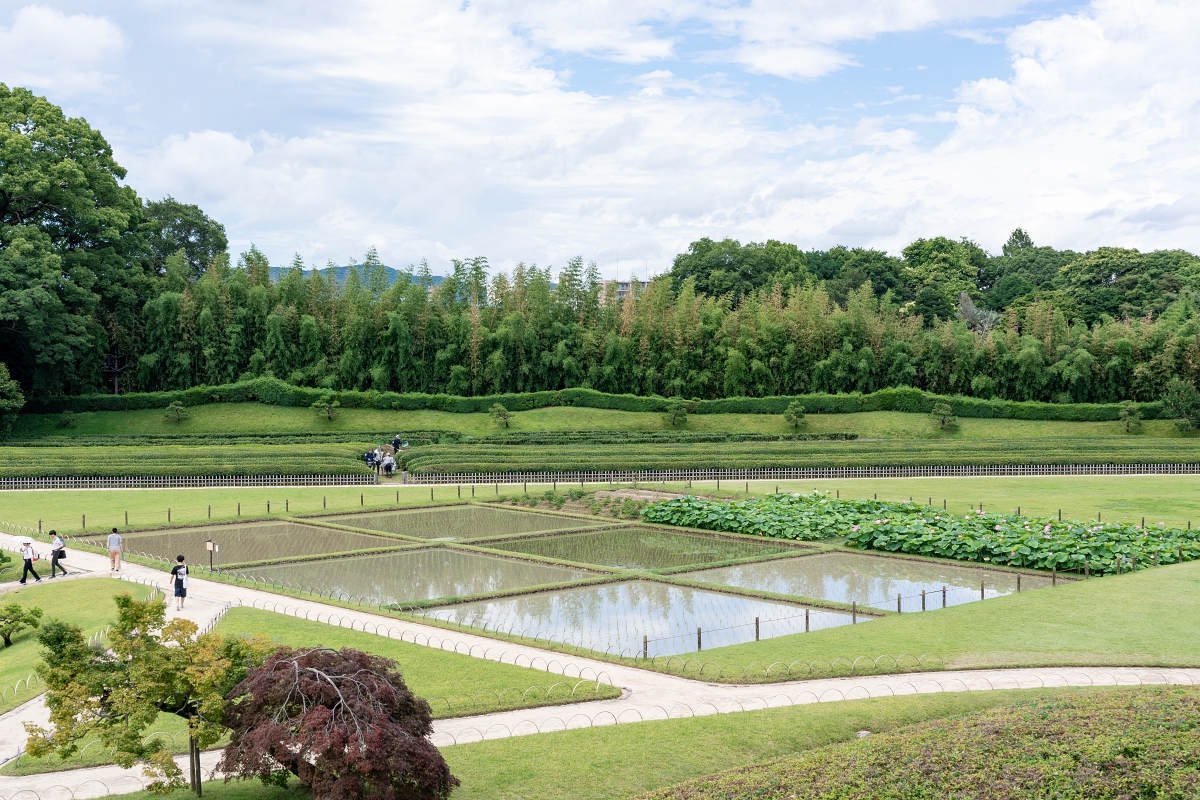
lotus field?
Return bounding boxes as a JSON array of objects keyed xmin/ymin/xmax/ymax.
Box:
[{"xmin": 641, "ymin": 493, "xmax": 1200, "ymax": 575}]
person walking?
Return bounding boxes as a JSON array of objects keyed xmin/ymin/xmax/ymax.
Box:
[
  {"xmin": 49, "ymin": 531, "xmax": 67, "ymax": 578},
  {"xmin": 107, "ymin": 527, "xmax": 123, "ymax": 571},
  {"xmin": 169, "ymin": 555, "xmax": 189, "ymax": 611},
  {"xmin": 19, "ymin": 540, "xmax": 41, "ymax": 584}
]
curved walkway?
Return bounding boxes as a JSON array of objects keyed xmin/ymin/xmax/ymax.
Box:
[{"xmin": 2, "ymin": 534, "xmax": 1198, "ymax": 798}]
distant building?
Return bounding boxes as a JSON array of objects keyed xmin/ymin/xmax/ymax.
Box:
[{"xmin": 601, "ymin": 279, "xmax": 642, "ymax": 303}]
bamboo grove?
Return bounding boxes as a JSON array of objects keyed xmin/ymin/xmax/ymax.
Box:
[
  {"xmin": 5, "ymin": 83, "xmax": 1200, "ymax": 407},
  {"xmin": 126, "ymin": 249, "xmax": 1200, "ymax": 405}
]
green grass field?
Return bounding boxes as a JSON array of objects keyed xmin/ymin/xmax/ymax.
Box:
[
  {"xmin": 3, "ymin": 603, "xmax": 621, "ymax": 777},
  {"xmin": 11, "ymin": 404, "xmax": 1188, "ymax": 440},
  {"xmin": 2, "ymin": 473, "xmax": 1198, "ymax": 537},
  {"xmin": 683, "ymin": 559, "xmax": 1200, "ymax": 677},
  {"xmin": 111, "ymin": 687, "xmax": 1095, "ymax": 800},
  {"xmin": 214, "ymin": 608, "xmax": 619, "ymax": 715},
  {"xmin": 0, "ymin": 579, "xmax": 152, "ymax": 714}
]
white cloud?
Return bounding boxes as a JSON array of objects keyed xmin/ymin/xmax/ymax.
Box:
[
  {"xmin": 0, "ymin": 5, "xmax": 124, "ymax": 94},
  {"xmin": 106, "ymin": 0, "xmax": 1200, "ymax": 273}
]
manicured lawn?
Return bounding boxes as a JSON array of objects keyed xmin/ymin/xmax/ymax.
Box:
[
  {"xmin": 4, "ymin": 472, "xmax": 1199, "ymax": 542},
  {"xmin": 4, "ymin": 604, "xmax": 620, "ymax": 777},
  {"xmin": 12, "ymin": 404, "xmax": 1186, "ymax": 440},
  {"xmin": 110, "ymin": 687, "xmax": 1085, "ymax": 800},
  {"xmin": 215, "ymin": 608, "xmax": 620, "ymax": 715},
  {"xmin": 686, "ymin": 559, "xmax": 1200, "ymax": 678},
  {"xmin": 0, "ymin": 485, "xmax": 528, "ymax": 534},
  {"xmin": 773, "ymin": 474, "xmax": 1200, "ymax": 528},
  {"xmin": 0, "ymin": 578, "xmax": 152, "ymax": 714}
]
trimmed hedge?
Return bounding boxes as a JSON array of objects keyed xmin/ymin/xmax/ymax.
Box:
[
  {"xmin": 401, "ymin": 437, "xmax": 1200, "ymax": 474},
  {"xmin": 4, "ymin": 431, "xmax": 454, "ymax": 447},
  {"xmin": 24, "ymin": 379, "xmax": 1167, "ymax": 423},
  {"xmin": 0, "ymin": 443, "xmax": 373, "ymax": 478}
]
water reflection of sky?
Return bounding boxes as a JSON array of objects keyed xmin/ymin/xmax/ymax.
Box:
[
  {"xmin": 684, "ymin": 552, "xmax": 1053, "ymax": 612},
  {"xmin": 119, "ymin": 522, "xmax": 391, "ymax": 566},
  {"xmin": 426, "ymin": 579, "xmax": 854, "ymax": 657},
  {"xmin": 244, "ymin": 548, "xmax": 592, "ymax": 604},
  {"xmin": 314, "ymin": 506, "xmax": 587, "ymax": 539},
  {"xmin": 486, "ymin": 527, "xmax": 795, "ymax": 570}
]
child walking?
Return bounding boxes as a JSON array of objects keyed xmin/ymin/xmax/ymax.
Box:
[{"xmin": 169, "ymin": 555, "xmax": 189, "ymax": 611}]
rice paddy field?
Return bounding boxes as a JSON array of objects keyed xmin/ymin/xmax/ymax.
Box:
[
  {"xmin": 479, "ymin": 527, "xmax": 803, "ymax": 569},
  {"xmin": 310, "ymin": 504, "xmax": 597, "ymax": 540},
  {"xmin": 73, "ymin": 520, "xmax": 398, "ymax": 567},
  {"xmin": 36, "ymin": 503, "xmax": 1066, "ymax": 658}
]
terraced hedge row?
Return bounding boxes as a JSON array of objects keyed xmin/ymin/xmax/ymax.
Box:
[
  {"xmin": 401, "ymin": 437, "xmax": 1200, "ymax": 474},
  {"xmin": 0, "ymin": 443, "xmax": 374, "ymax": 477},
  {"xmin": 4, "ymin": 431, "xmax": 450, "ymax": 447},
  {"xmin": 26, "ymin": 379, "xmax": 1168, "ymax": 422}
]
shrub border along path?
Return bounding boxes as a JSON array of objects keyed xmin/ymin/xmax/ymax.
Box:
[{"xmin": 2, "ymin": 535, "xmax": 1200, "ymax": 799}]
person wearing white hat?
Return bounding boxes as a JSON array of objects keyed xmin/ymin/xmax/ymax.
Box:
[{"xmin": 19, "ymin": 540, "xmax": 41, "ymax": 584}]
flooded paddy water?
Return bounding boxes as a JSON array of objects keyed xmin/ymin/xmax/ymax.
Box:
[
  {"xmin": 103, "ymin": 521, "xmax": 395, "ymax": 567},
  {"xmin": 422, "ymin": 579, "xmax": 853, "ymax": 657},
  {"xmin": 313, "ymin": 505, "xmax": 592, "ymax": 540},
  {"xmin": 121, "ymin": 504, "xmax": 1057, "ymax": 656},
  {"xmin": 236, "ymin": 547, "xmax": 595, "ymax": 605},
  {"xmin": 682, "ymin": 551, "xmax": 1054, "ymax": 612},
  {"xmin": 481, "ymin": 526, "xmax": 799, "ymax": 570}
]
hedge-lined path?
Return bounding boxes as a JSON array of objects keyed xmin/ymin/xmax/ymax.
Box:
[{"xmin": 2, "ymin": 536, "xmax": 1199, "ymax": 798}]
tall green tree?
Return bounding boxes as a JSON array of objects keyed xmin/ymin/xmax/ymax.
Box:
[
  {"xmin": 0, "ymin": 84, "xmax": 153, "ymax": 397},
  {"xmin": 144, "ymin": 196, "xmax": 228, "ymax": 281}
]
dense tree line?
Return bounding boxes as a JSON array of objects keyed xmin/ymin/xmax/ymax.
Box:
[{"xmin": 4, "ymin": 85, "xmax": 1200, "ymax": 407}]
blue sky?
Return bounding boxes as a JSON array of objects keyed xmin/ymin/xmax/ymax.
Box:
[{"xmin": 2, "ymin": 1, "xmax": 1196, "ymax": 279}]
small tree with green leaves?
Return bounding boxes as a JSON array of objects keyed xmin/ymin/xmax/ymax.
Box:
[
  {"xmin": 663, "ymin": 398, "xmax": 696, "ymax": 428},
  {"xmin": 25, "ymin": 594, "xmax": 274, "ymax": 795},
  {"xmin": 783, "ymin": 402, "xmax": 806, "ymax": 429},
  {"xmin": 57, "ymin": 410, "xmax": 75, "ymax": 429},
  {"xmin": 1120, "ymin": 403, "xmax": 1142, "ymax": 433},
  {"xmin": 490, "ymin": 403, "xmax": 511, "ymax": 428},
  {"xmin": 0, "ymin": 603, "xmax": 41, "ymax": 647},
  {"xmin": 163, "ymin": 401, "xmax": 188, "ymax": 423},
  {"xmin": 311, "ymin": 395, "xmax": 340, "ymax": 421},
  {"xmin": 1163, "ymin": 379, "xmax": 1200, "ymax": 432},
  {"xmin": 930, "ymin": 402, "xmax": 958, "ymax": 430}
]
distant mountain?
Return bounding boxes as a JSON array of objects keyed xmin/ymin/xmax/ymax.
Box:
[{"xmin": 268, "ymin": 264, "xmax": 444, "ymax": 287}]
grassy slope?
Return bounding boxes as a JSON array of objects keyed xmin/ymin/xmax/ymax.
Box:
[
  {"xmin": 112, "ymin": 688, "xmax": 1081, "ymax": 800},
  {"xmin": 11, "ymin": 404, "xmax": 1187, "ymax": 440},
  {"xmin": 639, "ymin": 687, "xmax": 1200, "ymax": 800},
  {"xmin": 215, "ymin": 608, "xmax": 620, "ymax": 714},
  {"xmin": 691, "ymin": 559, "xmax": 1200, "ymax": 673},
  {"xmin": 0, "ymin": 579, "xmax": 152, "ymax": 714}
]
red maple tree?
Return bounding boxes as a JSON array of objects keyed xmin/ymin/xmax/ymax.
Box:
[{"xmin": 218, "ymin": 647, "xmax": 458, "ymax": 799}]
